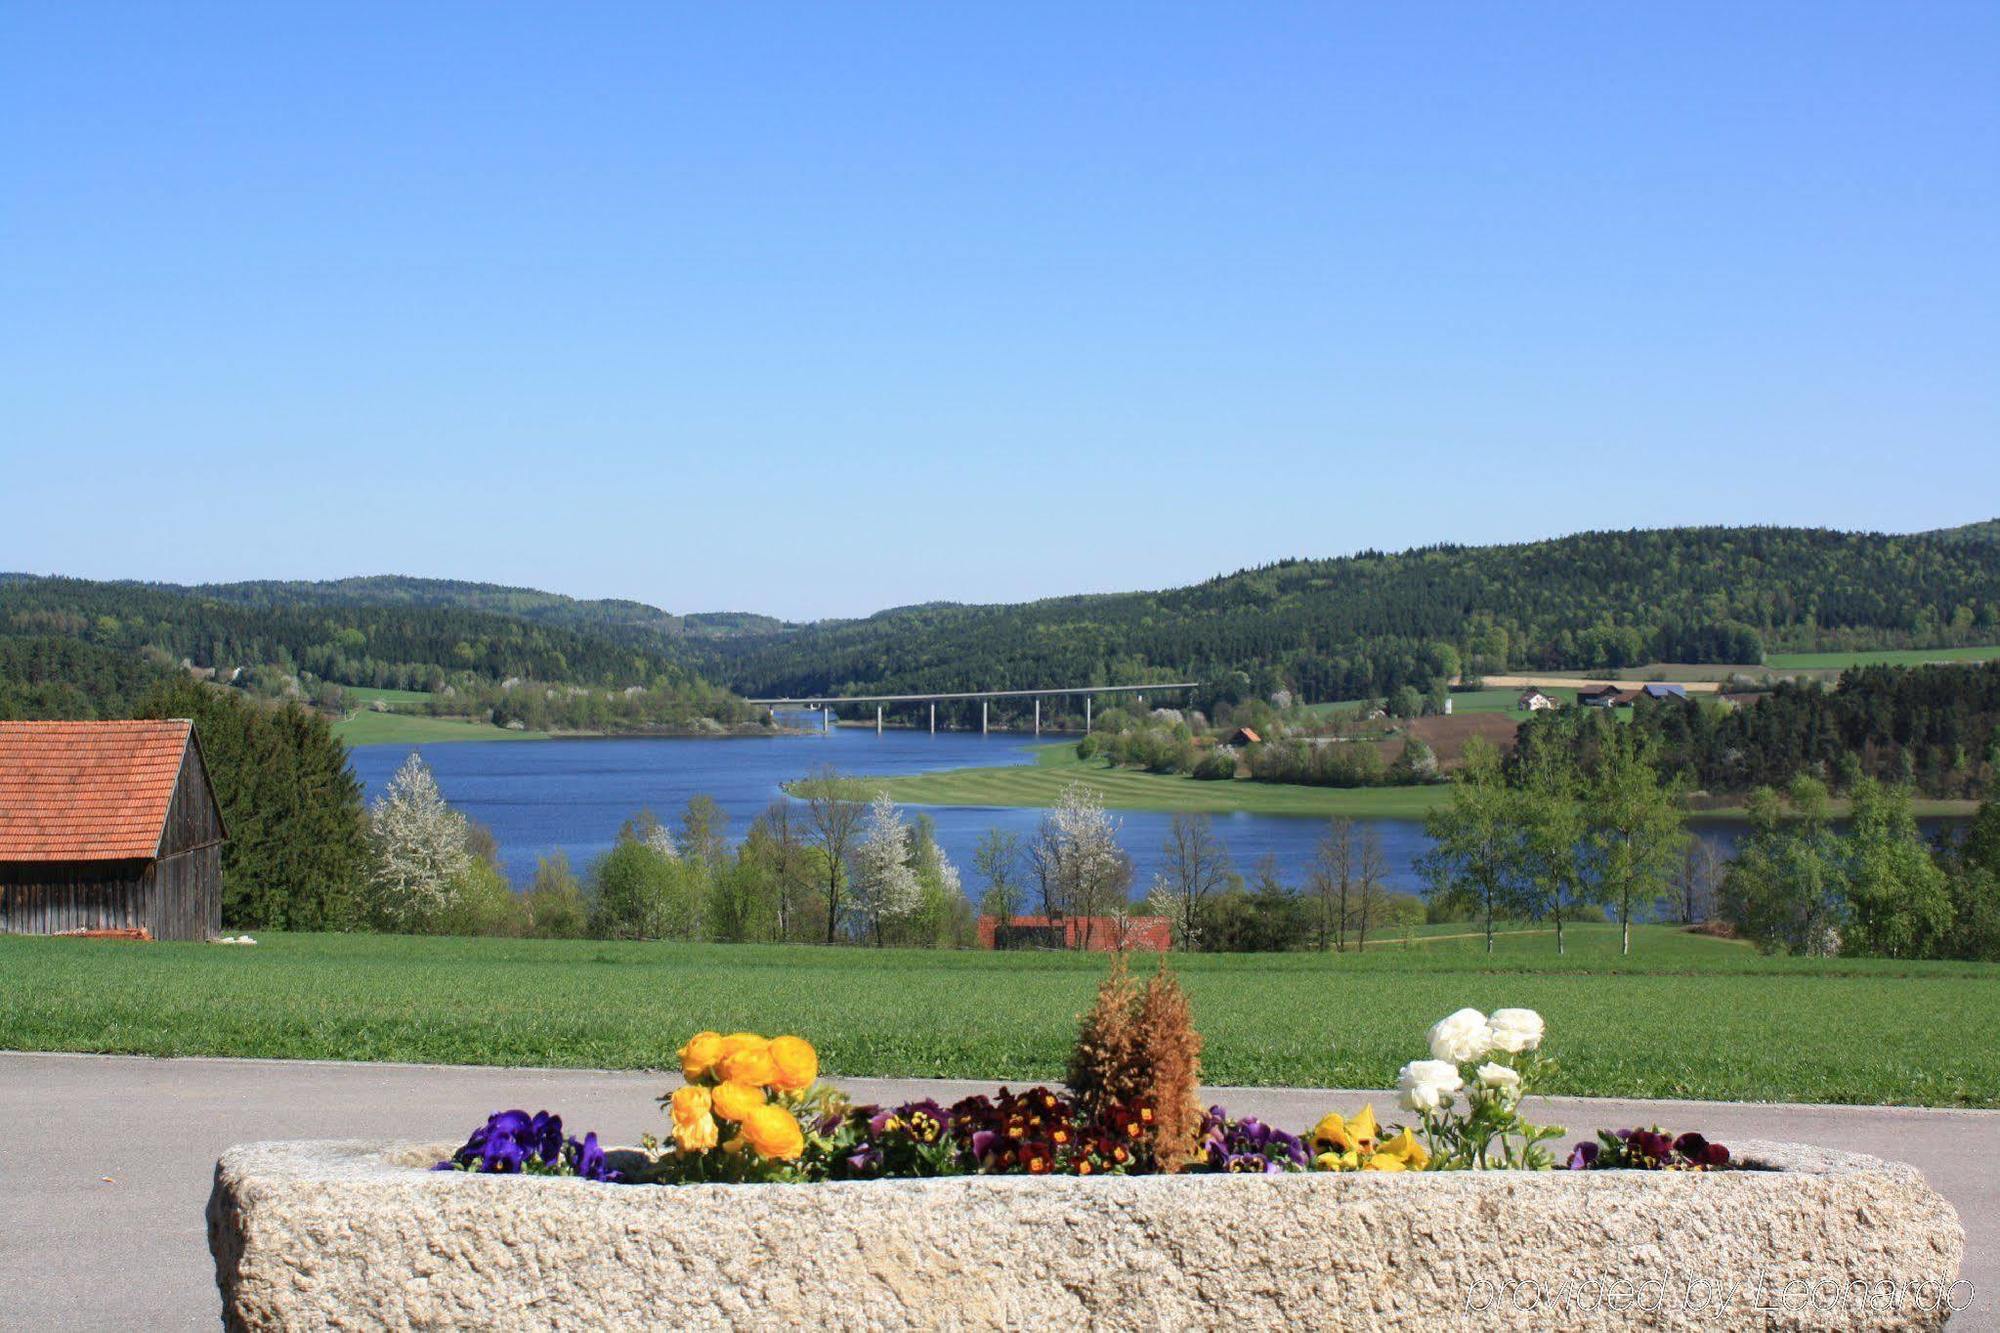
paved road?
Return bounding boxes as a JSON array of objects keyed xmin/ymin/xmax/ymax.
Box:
[{"xmin": 2, "ymin": 1052, "xmax": 1993, "ymax": 1329}]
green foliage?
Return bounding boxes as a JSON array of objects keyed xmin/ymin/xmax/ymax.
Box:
[
  {"xmin": 0, "ymin": 636, "xmax": 171, "ymax": 719},
  {"xmin": 135, "ymin": 678, "xmax": 367, "ymax": 931},
  {"xmin": 1191, "ymin": 750, "xmax": 1237, "ymax": 780},
  {"xmin": 1516, "ymin": 663, "xmax": 2000, "ymax": 798},
  {"xmin": 522, "ymin": 854, "xmax": 590, "ymax": 939},
  {"xmin": 672, "ymin": 525, "xmax": 2000, "ymax": 708},
  {"xmin": 0, "ymin": 574, "xmax": 752, "ymax": 729},
  {"xmin": 587, "ymin": 837, "xmax": 698, "ymax": 940},
  {"xmin": 1722, "ymin": 778, "xmax": 1966, "ymax": 960}
]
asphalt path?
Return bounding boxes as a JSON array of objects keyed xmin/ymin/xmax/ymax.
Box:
[{"xmin": 1, "ymin": 1052, "xmax": 1992, "ymax": 1329}]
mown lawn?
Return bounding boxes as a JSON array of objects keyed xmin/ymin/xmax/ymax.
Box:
[
  {"xmin": 868, "ymin": 744, "xmax": 1449, "ymax": 818},
  {"xmin": 1764, "ymin": 645, "xmax": 2000, "ymax": 669},
  {"xmin": 3, "ymin": 926, "xmax": 1994, "ymax": 1106},
  {"xmin": 332, "ymin": 710, "xmax": 549, "ymax": 745}
]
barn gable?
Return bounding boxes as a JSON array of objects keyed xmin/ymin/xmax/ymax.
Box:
[{"xmin": 0, "ymin": 720, "xmax": 225, "ymax": 941}]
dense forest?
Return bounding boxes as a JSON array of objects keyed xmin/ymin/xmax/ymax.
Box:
[
  {"xmin": 1513, "ymin": 664, "xmax": 2000, "ymax": 799},
  {"xmin": 0, "ymin": 574, "xmax": 744, "ymax": 723},
  {"xmin": 674, "ymin": 524, "xmax": 2000, "ymax": 709}
]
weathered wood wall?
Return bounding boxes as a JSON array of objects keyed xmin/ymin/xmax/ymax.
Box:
[{"xmin": 0, "ymin": 732, "xmax": 226, "ymax": 941}]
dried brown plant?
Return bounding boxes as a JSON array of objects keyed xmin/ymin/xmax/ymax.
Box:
[
  {"xmin": 1066, "ymin": 951, "xmax": 1142, "ymax": 1117},
  {"xmin": 1135, "ymin": 959, "xmax": 1204, "ymax": 1172}
]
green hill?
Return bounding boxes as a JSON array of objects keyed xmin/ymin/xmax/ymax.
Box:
[{"xmin": 677, "ymin": 523, "xmax": 2000, "ymax": 710}]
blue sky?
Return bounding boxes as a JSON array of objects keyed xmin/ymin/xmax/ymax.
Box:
[{"xmin": 3, "ymin": 3, "xmax": 1995, "ymax": 620}]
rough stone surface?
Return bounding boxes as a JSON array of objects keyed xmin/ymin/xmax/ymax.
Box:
[{"xmin": 209, "ymin": 1139, "xmax": 1964, "ymax": 1331}]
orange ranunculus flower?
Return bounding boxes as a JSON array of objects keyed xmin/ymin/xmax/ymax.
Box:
[
  {"xmin": 711, "ymin": 1079, "xmax": 768, "ymax": 1122},
  {"xmin": 739, "ymin": 1103, "xmax": 806, "ymax": 1161},
  {"xmin": 669, "ymin": 1085, "xmax": 719, "ymax": 1152},
  {"xmin": 717, "ymin": 1032, "xmax": 768, "ymax": 1060},
  {"xmin": 767, "ymin": 1036, "xmax": 818, "ymax": 1092},
  {"xmin": 678, "ymin": 1031, "xmax": 727, "ymax": 1081},
  {"xmin": 720, "ymin": 1044, "xmax": 778, "ymax": 1087}
]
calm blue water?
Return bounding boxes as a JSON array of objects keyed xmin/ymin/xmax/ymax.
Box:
[{"xmin": 346, "ymin": 715, "xmax": 1440, "ymax": 894}]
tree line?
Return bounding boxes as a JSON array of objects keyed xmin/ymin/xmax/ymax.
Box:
[
  {"xmin": 672, "ymin": 524, "xmax": 2000, "ymax": 706},
  {"xmin": 1513, "ymin": 663, "xmax": 2000, "ymax": 798}
]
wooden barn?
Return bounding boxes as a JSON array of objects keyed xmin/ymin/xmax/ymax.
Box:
[{"xmin": 0, "ymin": 719, "xmax": 226, "ymax": 941}]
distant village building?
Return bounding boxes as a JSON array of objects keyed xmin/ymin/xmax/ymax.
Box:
[
  {"xmin": 1517, "ymin": 689, "xmax": 1557, "ymax": 711},
  {"xmin": 0, "ymin": 720, "xmax": 225, "ymax": 941},
  {"xmin": 1578, "ymin": 685, "xmax": 1624, "ymax": 708},
  {"xmin": 978, "ymin": 914, "xmax": 1171, "ymax": 953},
  {"xmin": 1639, "ymin": 683, "xmax": 1689, "ymax": 700},
  {"xmin": 1226, "ymin": 727, "xmax": 1262, "ymax": 746}
]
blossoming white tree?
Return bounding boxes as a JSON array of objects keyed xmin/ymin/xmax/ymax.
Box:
[
  {"xmin": 1028, "ymin": 782, "xmax": 1130, "ymax": 948},
  {"xmin": 365, "ymin": 753, "xmax": 473, "ymax": 932},
  {"xmin": 849, "ymin": 791, "xmax": 920, "ymax": 944}
]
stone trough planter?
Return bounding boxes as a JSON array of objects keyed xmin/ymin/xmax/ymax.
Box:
[{"xmin": 209, "ymin": 1138, "xmax": 1964, "ymax": 1331}]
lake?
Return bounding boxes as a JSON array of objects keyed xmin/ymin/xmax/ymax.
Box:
[{"xmin": 347, "ymin": 716, "xmax": 1442, "ymax": 894}]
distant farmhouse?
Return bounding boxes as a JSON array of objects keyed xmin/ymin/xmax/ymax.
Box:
[
  {"xmin": 1579, "ymin": 682, "xmax": 1690, "ymax": 708},
  {"xmin": 1517, "ymin": 689, "xmax": 1557, "ymax": 711},
  {"xmin": 1225, "ymin": 726, "xmax": 1262, "ymax": 746},
  {"xmin": 0, "ymin": 720, "xmax": 225, "ymax": 941}
]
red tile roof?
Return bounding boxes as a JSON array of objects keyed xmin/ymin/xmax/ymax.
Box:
[{"xmin": 0, "ymin": 720, "xmax": 194, "ymax": 862}]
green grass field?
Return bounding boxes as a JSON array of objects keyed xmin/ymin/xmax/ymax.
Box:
[
  {"xmin": 867, "ymin": 744, "xmax": 1449, "ymax": 818},
  {"xmin": 1764, "ymin": 645, "xmax": 2000, "ymax": 670},
  {"xmin": 332, "ymin": 710, "xmax": 550, "ymax": 745},
  {"xmin": 340, "ymin": 685, "xmax": 435, "ymax": 706},
  {"xmin": 2, "ymin": 927, "xmax": 1993, "ymax": 1105},
  {"xmin": 1447, "ymin": 686, "xmax": 1579, "ymax": 713}
]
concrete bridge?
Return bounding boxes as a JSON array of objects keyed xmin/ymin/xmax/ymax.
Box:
[{"xmin": 745, "ymin": 682, "xmax": 1200, "ymax": 736}]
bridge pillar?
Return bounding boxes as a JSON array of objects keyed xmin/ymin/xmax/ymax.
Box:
[
  {"xmin": 982, "ymin": 700, "xmax": 988, "ymax": 735},
  {"xmin": 822, "ymin": 706, "xmax": 829, "ymax": 734},
  {"xmin": 929, "ymin": 702, "xmax": 935, "ymax": 735},
  {"xmin": 1085, "ymin": 696, "xmax": 1091, "ymax": 732},
  {"xmin": 1034, "ymin": 698, "xmax": 1041, "ymax": 737},
  {"xmin": 876, "ymin": 705, "xmax": 883, "ymax": 735}
]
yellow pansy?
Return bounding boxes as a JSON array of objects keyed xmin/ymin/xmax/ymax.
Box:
[
  {"xmin": 711, "ymin": 1079, "xmax": 768, "ymax": 1122},
  {"xmin": 767, "ymin": 1035, "xmax": 819, "ymax": 1092},
  {"xmin": 678, "ymin": 1031, "xmax": 726, "ymax": 1082},
  {"xmin": 1369, "ymin": 1127, "xmax": 1430, "ymax": 1172},
  {"xmin": 1311, "ymin": 1104, "xmax": 1380, "ymax": 1158}
]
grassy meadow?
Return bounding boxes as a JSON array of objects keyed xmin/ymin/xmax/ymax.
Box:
[
  {"xmin": 3, "ymin": 926, "xmax": 1995, "ymax": 1106},
  {"xmin": 1763, "ymin": 644, "xmax": 2000, "ymax": 670},
  {"xmin": 332, "ymin": 710, "xmax": 550, "ymax": 745},
  {"xmin": 866, "ymin": 743, "xmax": 1449, "ymax": 818}
]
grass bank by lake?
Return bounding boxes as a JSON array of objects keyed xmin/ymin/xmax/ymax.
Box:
[
  {"xmin": 333, "ymin": 710, "xmax": 550, "ymax": 745},
  {"xmin": 2, "ymin": 926, "xmax": 1993, "ymax": 1105},
  {"xmin": 864, "ymin": 744, "xmax": 1450, "ymax": 818}
]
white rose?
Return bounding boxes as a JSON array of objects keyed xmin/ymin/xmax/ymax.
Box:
[
  {"xmin": 1397, "ymin": 1058, "xmax": 1464, "ymax": 1113},
  {"xmin": 1428, "ymin": 1008, "xmax": 1493, "ymax": 1063},
  {"xmin": 1476, "ymin": 1061, "xmax": 1521, "ymax": 1092},
  {"xmin": 1487, "ymin": 1008, "xmax": 1545, "ymax": 1054}
]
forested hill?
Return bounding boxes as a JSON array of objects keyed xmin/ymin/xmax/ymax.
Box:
[
  {"xmin": 678, "ymin": 525, "xmax": 2000, "ymax": 705},
  {"xmin": 0, "ymin": 576, "xmax": 747, "ymax": 723},
  {"xmin": 189, "ymin": 576, "xmax": 787, "ymax": 645}
]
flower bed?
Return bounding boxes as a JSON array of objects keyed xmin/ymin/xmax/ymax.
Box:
[{"xmin": 206, "ymin": 963, "xmax": 1965, "ymax": 1328}]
